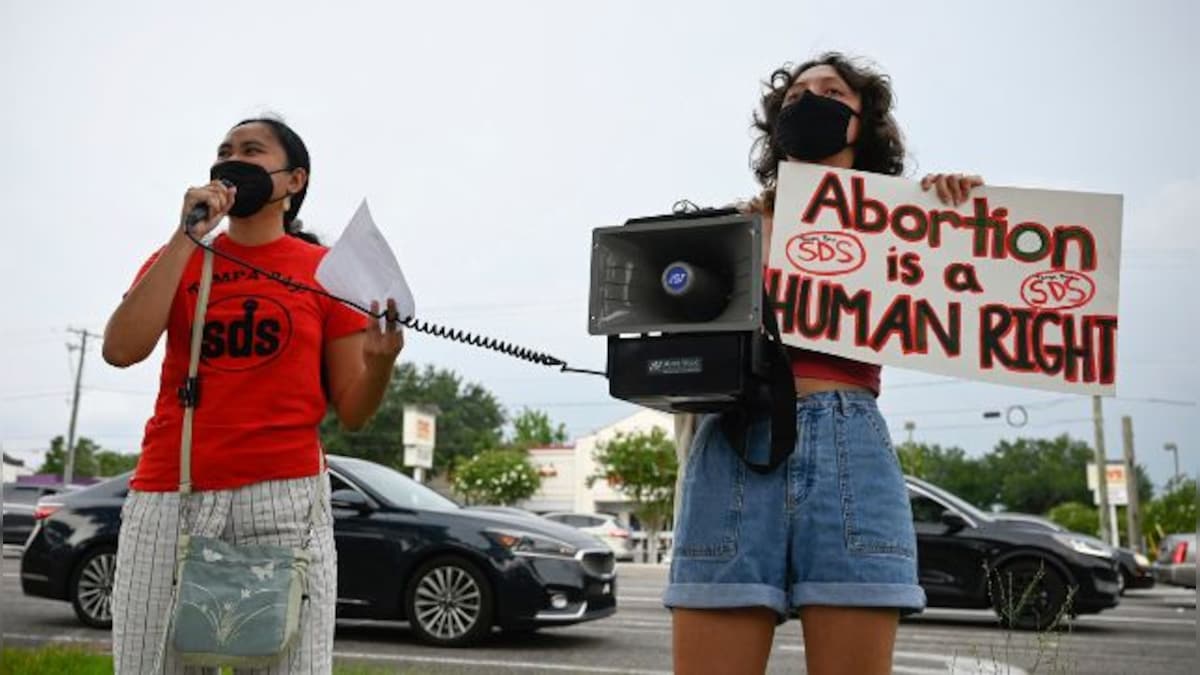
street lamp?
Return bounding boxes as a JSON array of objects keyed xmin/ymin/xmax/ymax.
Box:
[
  {"xmin": 904, "ymin": 421, "xmax": 915, "ymax": 444},
  {"xmin": 1164, "ymin": 442, "xmax": 1180, "ymax": 485}
]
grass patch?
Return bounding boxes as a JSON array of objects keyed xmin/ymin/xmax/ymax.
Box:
[
  {"xmin": 0, "ymin": 646, "xmax": 112, "ymax": 675},
  {"xmin": 1, "ymin": 647, "xmax": 434, "ymax": 675}
]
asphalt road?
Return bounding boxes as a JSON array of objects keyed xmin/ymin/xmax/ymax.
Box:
[{"xmin": 2, "ymin": 554, "xmax": 1195, "ymax": 674}]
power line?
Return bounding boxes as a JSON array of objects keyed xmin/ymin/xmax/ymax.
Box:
[
  {"xmin": 0, "ymin": 432, "xmax": 145, "ymax": 443},
  {"xmin": 886, "ymin": 378, "xmax": 970, "ymax": 390},
  {"xmin": 1117, "ymin": 396, "xmax": 1196, "ymax": 407},
  {"xmin": 887, "ymin": 416, "xmax": 1094, "ymax": 434},
  {"xmin": 0, "ymin": 391, "xmax": 71, "ymax": 402},
  {"xmin": 882, "ymin": 396, "xmax": 1075, "ymax": 418},
  {"xmin": 83, "ymin": 386, "xmax": 157, "ymax": 397}
]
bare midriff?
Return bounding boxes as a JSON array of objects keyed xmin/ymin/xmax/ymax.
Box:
[{"xmin": 795, "ymin": 377, "xmax": 874, "ymax": 397}]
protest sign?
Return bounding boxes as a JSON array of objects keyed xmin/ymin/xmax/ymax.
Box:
[{"xmin": 770, "ymin": 163, "xmax": 1122, "ymax": 395}]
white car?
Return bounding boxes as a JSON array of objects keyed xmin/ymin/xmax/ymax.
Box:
[{"xmin": 542, "ymin": 512, "xmax": 635, "ymax": 561}]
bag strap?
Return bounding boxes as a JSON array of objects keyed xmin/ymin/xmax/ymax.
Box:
[
  {"xmin": 179, "ymin": 248, "xmax": 214, "ymax": 497},
  {"xmin": 759, "ymin": 287, "xmax": 798, "ymax": 473},
  {"xmin": 720, "ymin": 289, "xmax": 797, "ymax": 475},
  {"xmin": 301, "ymin": 452, "xmax": 327, "ymax": 550}
]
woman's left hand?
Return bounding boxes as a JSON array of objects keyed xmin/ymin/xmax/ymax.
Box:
[
  {"xmin": 921, "ymin": 173, "xmax": 985, "ymax": 207},
  {"xmin": 364, "ymin": 298, "xmax": 404, "ymax": 372}
]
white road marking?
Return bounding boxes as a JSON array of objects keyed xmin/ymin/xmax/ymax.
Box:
[
  {"xmin": 332, "ymin": 650, "xmax": 673, "ymax": 674},
  {"xmin": 4, "ymin": 632, "xmax": 109, "ymax": 645},
  {"xmin": 775, "ymin": 644, "xmax": 1030, "ymax": 675},
  {"xmin": 919, "ymin": 607, "xmax": 1196, "ymax": 627}
]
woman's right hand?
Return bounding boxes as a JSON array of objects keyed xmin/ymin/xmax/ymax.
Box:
[{"xmin": 179, "ymin": 180, "xmax": 236, "ymax": 238}]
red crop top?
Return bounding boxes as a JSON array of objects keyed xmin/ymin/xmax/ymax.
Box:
[{"xmin": 788, "ymin": 348, "xmax": 881, "ymax": 395}]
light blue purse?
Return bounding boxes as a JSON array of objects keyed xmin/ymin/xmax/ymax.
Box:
[{"xmin": 158, "ymin": 248, "xmax": 322, "ymax": 668}]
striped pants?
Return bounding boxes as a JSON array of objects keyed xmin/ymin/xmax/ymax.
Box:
[{"xmin": 112, "ymin": 475, "xmax": 336, "ymax": 674}]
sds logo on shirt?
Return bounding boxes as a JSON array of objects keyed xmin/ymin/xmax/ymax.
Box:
[{"xmin": 201, "ymin": 295, "xmax": 294, "ymax": 371}]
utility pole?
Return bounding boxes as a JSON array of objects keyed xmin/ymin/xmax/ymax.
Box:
[
  {"xmin": 64, "ymin": 328, "xmax": 100, "ymax": 485},
  {"xmin": 1092, "ymin": 395, "xmax": 1113, "ymax": 545},
  {"xmin": 1121, "ymin": 416, "xmax": 1142, "ymax": 553}
]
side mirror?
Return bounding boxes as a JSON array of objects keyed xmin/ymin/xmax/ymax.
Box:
[
  {"xmin": 330, "ymin": 489, "xmax": 374, "ymax": 513},
  {"xmin": 940, "ymin": 510, "xmax": 969, "ymax": 532}
]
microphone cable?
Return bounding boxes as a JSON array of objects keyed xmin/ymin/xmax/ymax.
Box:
[{"xmin": 181, "ymin": 226, "xmax": 606, "ymax": 377}]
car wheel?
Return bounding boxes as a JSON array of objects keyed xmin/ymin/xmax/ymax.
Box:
[
  {"xmin": 405, "ymin": 555, "xmax": 494, "ymax": 647},
  {"xmin": 71, "ymin": 545, "xmax": 117, "ymax": 629},
  {"xmin": 990, "ymin": 558, "xmax": 1070, "ymax": 631},
  {"xmin": 1117, "ymin": 569, "xmax": 1128, "ymax": 595}
]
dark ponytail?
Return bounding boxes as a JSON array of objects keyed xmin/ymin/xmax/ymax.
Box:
[
  {"xmin": 235, "ymin": 116, "xmax": 317, "ymax": 243},
  {"xmin": 283, "ymin": 218, "xmax": 320, "ymax": 245}
]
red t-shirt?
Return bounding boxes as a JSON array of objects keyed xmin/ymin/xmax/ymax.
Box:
[{"xmin": 129, "ymin": 233, "xmax": 368, "ymax": 491}]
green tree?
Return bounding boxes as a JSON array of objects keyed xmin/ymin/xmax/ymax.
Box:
[
  {"xmin": 1132, "ymin": 463, "xmax": 1155, "ymax": 503},
  {"xmin": 985, "ymin": 435, "xmax": 1095, "ymax": 514},
  {"xmin": 451, "ymin": 449, "xmax": 541, "ymax": 506},
  {"xmin": 320, "ymin": 363, "xmax": 505, "ymax": 474},
  {"xmin": 1143, "ymin": 479, "xmax": 1197, "ymax": 555},
  {"xmin": 508, "ymin": 408, "xmax": 568, "ymax": 451},
  {"xmin": 95, "ymin": 451, "xmax": 140, "ymax": 477},
  {"xmin": 38, "ymin": 436, "xmax": 99, "ymax": 478},
  {"xmin": 897, "ymin": 442, "xmax": 997, "ymax": 508},
  {"xmin": 1046, "ymin": 501, "xmax": 1100, "ymax": 536},
  {"xmin": 589, "ymin": 428, "xmax": 678, "ymax": 560}
]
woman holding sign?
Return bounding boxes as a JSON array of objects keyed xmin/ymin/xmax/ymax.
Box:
[
  {"xmin": 102, "ymin": 117, "xmax": 404, "ymax": 673},
  {"xmin": 666, "ymin": 54, "xmax": 982, "ymax": 675}
]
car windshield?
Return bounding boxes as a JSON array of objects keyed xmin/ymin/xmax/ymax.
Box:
[
  {"xmin": 909, "ymin": 477, "xmax": 992, "ymax": 523},
  {"xmin": 336, "ymin": 458, "xmax": 459, "ymax": 511}
]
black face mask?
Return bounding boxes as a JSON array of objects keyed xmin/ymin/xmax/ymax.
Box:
[
  {"xmin": 773, "ymin": 91, "xmax": 860, "ymax": 161},
  {"xmin": 209, "ymin": 160, "xmax": 291, "ymax": 217}
]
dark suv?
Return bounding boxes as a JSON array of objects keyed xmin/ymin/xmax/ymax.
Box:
[
  {"xmin": 3, "ymin": 483, "xmax": 74, "ymax": 547},
  {"xmin": 908, "ymin": 477, "xmax": 1121, "ymax": 630}
]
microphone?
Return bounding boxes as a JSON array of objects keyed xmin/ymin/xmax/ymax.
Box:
[
  {"xmin": 184, "ymin": 204, "xmax": 208, "ymax": 229},
  {"xmin": 183, "ymin": 179, "xmax": 235, "ymax": 230}
]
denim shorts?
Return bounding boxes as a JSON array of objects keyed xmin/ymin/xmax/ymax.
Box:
[{"xmin": 663, "ymin": 390, "xmax": 925, "ymax": 620}]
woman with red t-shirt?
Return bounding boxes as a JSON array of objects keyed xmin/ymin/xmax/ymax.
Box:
[
  {"xmin": 666, "ymin": 54, "xmax": 983, "ymax": 675},
  {"xmin": 103, "ymin": 117, "xmax": 402, "ymax": 673}
]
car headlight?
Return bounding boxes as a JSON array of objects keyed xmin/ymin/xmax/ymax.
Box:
[
  {"xmin": 1134, "ymin": 553, "xmax": 1151, "ymax": 567},
  {"xmin": 1053, "ymin": 534, "xmax": 1114, "ymax": 559},
  {"xmin": 485, "ymin": 529, "xmax": 578, "ymax": 558}
]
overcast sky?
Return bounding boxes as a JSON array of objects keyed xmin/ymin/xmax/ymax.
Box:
[{"xmin": 1, "ymin": 0, "xmax": 1195, "ymax": 493}]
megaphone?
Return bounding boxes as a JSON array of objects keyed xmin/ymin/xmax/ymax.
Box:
[{"xmin": 588, "ymin": 209, "xmax": 768, "ymax": 413}]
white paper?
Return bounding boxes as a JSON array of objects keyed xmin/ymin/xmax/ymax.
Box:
[{"xmin": 316, "ymin": 199, "xmax": 416, "ymax": 321}]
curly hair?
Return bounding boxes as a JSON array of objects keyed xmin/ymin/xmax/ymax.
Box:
[{"xmin": 750, "ymin": 53, "xmax": 906, "ymax": 199}]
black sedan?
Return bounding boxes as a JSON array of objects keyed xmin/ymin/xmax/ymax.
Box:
[
  {"xmin": 992, "ymin": 512, "xmax": 1154, "ymax": 593},
  {"xmin": 20, "ymin": 455, "xmax": 617, "ymax": 646},
  {"xmin": 908, "ymin": 477, "xmax": 1121, "ymax": 630}
]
